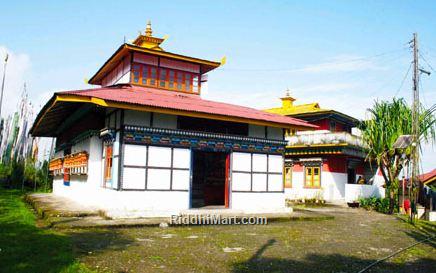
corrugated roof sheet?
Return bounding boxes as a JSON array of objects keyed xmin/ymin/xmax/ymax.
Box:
[{"xmin": 58, "ymin": 85, "xmax": 316, "ymax": 128}]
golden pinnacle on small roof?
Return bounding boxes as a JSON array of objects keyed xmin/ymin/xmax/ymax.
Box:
[
  {"xmin": 132, "ymin": 20, "xmax": 165, "ymax": 51},
  {"xmin": 145, "ymin": 20, "xmax": 152, "ymax": 37},
  {"xmin": 280, "ymin": 88, "xmax": 296, "ymax": 108}
]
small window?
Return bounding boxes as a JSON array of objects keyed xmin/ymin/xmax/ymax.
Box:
[
  {"xmin": 169, "ymin": 70, "xmax": 175, "ymax": 89},
  {"xmin": 132, "ymin": 64, "xmax": 140, "ymax": 83},
  {"xmin": 193, "ymin": 75, "xmax": 199, "ymax": 93},
  {"xmin": 177, "ymin": 72, "xmax": 183, "ymax": 90},
  {"xmin": 305, "ymin": 166, "xmax": 321, "ymax": 188},
  {"xmin": 284, "ymin": 166, "xmax": 292, "ymax": 188},
  {"xmin": 185, "ymin": 73, "xmax": 191, "ymax": 91},
  {"xmin": 159, "ymin": 68, "xmax": 167, "ymax": 88},
  {"xmin": 150, "ymin": 67, "xmax": 157, "ymax": 86},
  {"xmin": 141, "ymin": 65, "xmax": 148, "ymax": 85}
]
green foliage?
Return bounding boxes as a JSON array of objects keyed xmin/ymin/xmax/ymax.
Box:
[
  {"xmin": 0, "ymin": 189, "xmax": 93, "ymax": 272},
  {"xmin": 0, "ymin": 162, "xmax": 12, "ymax": 179},
  {"xmin": 0, "ymin": 159, "xmax": 52, "ymax": 191},
  {"xmin": 359, "ymin": 197, "xmax": 393, "ymax": 214},
  {"xmin": 10, "ymin": 160, "xmax": 24, "ymax": 188},
  {"xmin": 359, "ymin": 98, "xmax": 436, "ymax": 213}
]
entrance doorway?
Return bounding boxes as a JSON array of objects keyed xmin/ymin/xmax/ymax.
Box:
[
  {"xmin": 347, "ymin": 168, "xmax": 356, "ymax": 184},
  {"xmin": 191, "ymin": 150, "xmax": 229, "ymax": 208}
]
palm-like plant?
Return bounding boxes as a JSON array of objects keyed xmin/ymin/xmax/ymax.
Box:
[{"xmin": 360, "ymin": 98, "xmax": 436, "ymax": 214}]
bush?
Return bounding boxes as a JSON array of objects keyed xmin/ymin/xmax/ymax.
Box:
[
  {"xmin": 0, "ymin": 160, "xmax": 52, "ymax": 191},
  {"xmin": 358, "ymin": 197, "xmax": 392, "ymax": 214}
]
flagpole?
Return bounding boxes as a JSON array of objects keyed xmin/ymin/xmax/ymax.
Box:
[
  {"xmin": 0, "ymin": 53, "xmax": 8, "ymax": 161},
  {"xmin": 0, "ymin": 53, "xmax": 8, "ymax": 120}
]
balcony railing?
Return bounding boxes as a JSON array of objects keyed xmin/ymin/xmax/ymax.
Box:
[{"xmin": 287, "ymin": 130, "xmax": 367, "ymax": 148}]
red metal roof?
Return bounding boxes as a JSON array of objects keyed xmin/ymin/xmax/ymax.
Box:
[
  {"xmin": 58, "ymin": 84, "xmax": 316, "ymax": 128},
  {"xmin": 419, "ymin": 169, "xmax": 436, "ymax": 184}
]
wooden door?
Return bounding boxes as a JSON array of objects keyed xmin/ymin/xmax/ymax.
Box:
[{"xmin": 224, "ymin": 153, "xmax": 230, "ymax": 208}]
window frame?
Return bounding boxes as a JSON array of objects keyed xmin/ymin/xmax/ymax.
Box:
[
  {"xmin": 304, "ymin": 166, "xmax": 321, "ymax": 188},
  {"xmin": 130, "ymin": 62, "xmax": 199, "ymax": 93},
  {"xmin": 284, "ymin": 165, "xmax": 292, "ymax": 188},
  {"xmin": 231, "ymin": 152, "xmax": 284, "ymax": 193},
  {"xmin": 103, "ymin": 144, "xmax": 114, "ymax": 188},
  {"xmin": 122, "ymin": 145, "xmax": 190, "ymax": 191}
]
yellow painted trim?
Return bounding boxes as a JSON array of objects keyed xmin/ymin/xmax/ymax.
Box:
[
  {"xmin": 285, "ymin": 151, "xmax": 343, "ymax": 156},
  {"xmin": 31, "ymin": 97, "xmax": 59, "ymax": 135},
  {"xmin": 54, "ymin": 94, "xmax": 311, "ymax": 130},
  {"xmin": 424, "ymin": 176, "xmax": 436, "ymax": 185},
  {"xmin": 286, "ymin": 143, "xmax": 348, "ymax": 149}
]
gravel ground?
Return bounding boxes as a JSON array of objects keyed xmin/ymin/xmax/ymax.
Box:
[{"xmin": 63, "ymin": 207, "xmax": 436, "ymax": 273}]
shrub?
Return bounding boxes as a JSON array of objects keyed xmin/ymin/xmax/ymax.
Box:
[{"xmin": 358, "ymin": 197, "xmax": 393, "ymax": 214}]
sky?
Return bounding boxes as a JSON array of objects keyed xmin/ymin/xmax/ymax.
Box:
[{"xmin": 0, "ymin": 0, "xmax": 435, "ymax": 172}]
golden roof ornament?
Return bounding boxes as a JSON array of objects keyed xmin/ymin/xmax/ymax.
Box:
[
  {"xmin": 132, "ymin": 20, "xmax": 165, "ymax": 51},
  {"xmin": 280, "ymin": 88, "xmax": 296, "ymax": 109},
  {"xmin": 145, "ymin": 20, "xmax": 153, "ymax": 37}
]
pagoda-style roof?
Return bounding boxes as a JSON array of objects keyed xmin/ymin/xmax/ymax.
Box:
[
  {"xmin": 88, "ymin": 22, "xmax": 221, "ymax": 85},
  {"xmin": 265, "ymin": 92, "xmax": 359, "ymax": 127},
  {"xmin": 30, "ymin": 84, "xmax": 317, "ymax": 137}
]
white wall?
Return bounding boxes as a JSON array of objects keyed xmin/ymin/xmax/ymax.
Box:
[
  {"xmin": 53, "ymin": 136, "xmax": 103, "ymax": 194},
  {"xmin": 230, "ymin": 152, "xmax": 286, "ymax": 211},
  {"xmin": 231, "ymin": 192, "xmax": 286, "ymax": 212},
  {"xmin": 345, "ymin": 184, "xmax": 384, "ymax": 202},
  {"xmin": 284, "ymin": 171, "xmax": 346, "ymax": 201},
  {"xmin": 53, "ymin": 178, "xmax": 190, "ymax": 218},
  {"xmin": 286, "ymin": 167, "xmax": 386, "ymax": 202}
]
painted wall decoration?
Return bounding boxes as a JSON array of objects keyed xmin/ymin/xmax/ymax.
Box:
[
  {"xmin": 123, "ymin": 126, "xmax": 286, "ymax": 154},
  {"xmin": 49, "ymin": 151, "xmax": 89, "ymax": 176},
  {"xmin": 49, "ymin": 158, "xmax": 63, "ymax": 176}
]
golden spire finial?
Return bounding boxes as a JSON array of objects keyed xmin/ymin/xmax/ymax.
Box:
[
  {"xmin": 281, "ymin": 87, "xmax": 295, "ymax": 109},
  {"xmin": 285, "ymin": 87, "xmax": 291, "ymax": 97},
  {"xmin": 145, "ymin": 20, "xmax": 152, "ymax": 37}
]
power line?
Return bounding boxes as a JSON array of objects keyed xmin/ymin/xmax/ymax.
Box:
[
  {"xmin": 419, "ymin": 51, "xmax": 436, "ymax": 73},
  {"xmin": 218, "ymin": 47, "xmax": 409, "ymax": 72},
  {"xmin": 394, "ymin": 61, "xmax": 412, "ymax": 97}
]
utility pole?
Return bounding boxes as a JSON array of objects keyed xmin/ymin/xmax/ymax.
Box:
[{"xmin": 410, "ymin": 33, "xmax": 420, "ymax": 222}]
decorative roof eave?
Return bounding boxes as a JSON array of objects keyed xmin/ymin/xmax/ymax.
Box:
[
  {"xmin": 30, "ymin": 92, "xmax": 316, "ymax": 137},
  {"xmin": 285, "ymin": 144, "xmax": 367, "ymax": 158},
  {"xmin": 287, "ymin": 110, "xmax": 359, "ymax": 126},
  {"xmin": 88, "ymin": 44, "xmax": 221, "ymax": 85}
]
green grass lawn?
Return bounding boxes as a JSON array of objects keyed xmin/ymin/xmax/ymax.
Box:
[{"xmin": 0, "ymin": 189, "xmax": 92, "ymax": 273}]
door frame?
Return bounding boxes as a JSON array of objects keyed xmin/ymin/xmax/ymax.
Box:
[{"xmin": 189, "ymin": 149, "xmax": 231, "ymax": 209}]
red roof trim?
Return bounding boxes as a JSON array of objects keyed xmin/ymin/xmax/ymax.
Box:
[{"xmin": 57, "ymin": 85, "xmax": 317, "ymax": 129}]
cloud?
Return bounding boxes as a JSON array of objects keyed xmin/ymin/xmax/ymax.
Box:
[
  {"xmin": 296, "ymin": 82, "xmax": 357, "ymax": 94},
  {"xmin": 296, "ymin": 55, "xmax": 385, "ymax": 74},
  {"xmin": 0, "ymin": 46, "xmax": 31, "ymax": 118}
]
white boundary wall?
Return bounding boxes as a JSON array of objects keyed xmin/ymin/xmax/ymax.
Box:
[
  {"xmin": 284, "ymin": 171, "xmax": 346, "ymax": 202},
  {"xmin": 285, "ymin": 167, "xmax": 386, "ymax": 203}
]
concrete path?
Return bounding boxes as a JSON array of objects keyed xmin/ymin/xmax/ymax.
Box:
[
  {"xmin": 26, "ymin": 193, "xmax": 101, "ymax": 217},
  {"xmin": 26, "ymin": 193, "xmax": 334, "ymax": 229}
]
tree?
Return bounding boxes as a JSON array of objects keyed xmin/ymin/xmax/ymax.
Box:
[{"xmin": 360, "ymin": 98, "xmax": 436, "ymax": 214}]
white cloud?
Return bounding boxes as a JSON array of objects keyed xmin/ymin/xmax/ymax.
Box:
[
  {"xmin": 296, "ymin": 82, "xmax": 357, "ymax": 94},
  {"xmin": 296, "ymin": 55, "xmax": 385, "ymax": 74},
  {"xmin": 0, "ymin": 46, "xmax": 31, "ymax": 118}
]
